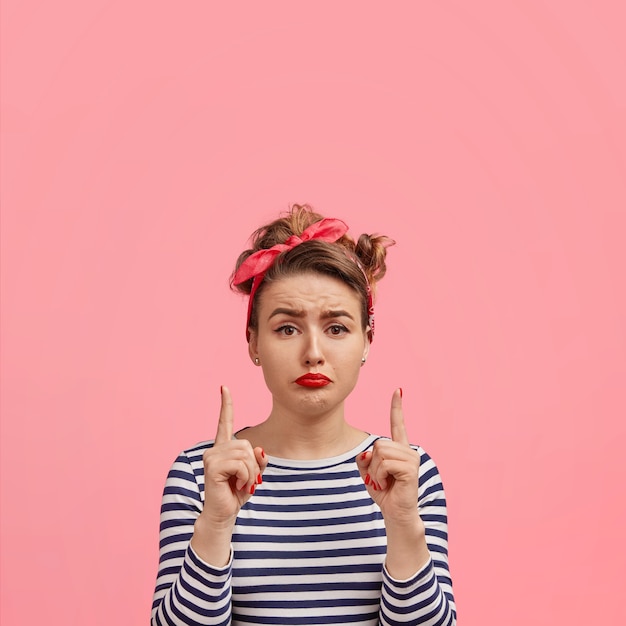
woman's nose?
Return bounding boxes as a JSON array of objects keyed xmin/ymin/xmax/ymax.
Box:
[{"xmin": 303, "ymin": 333, "xmax": 324, "ymax": 366}]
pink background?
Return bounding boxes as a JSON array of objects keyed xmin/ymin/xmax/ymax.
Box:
[{"xmin": 2, "ymin": 2, "xmax": 625, "ymax": 624}]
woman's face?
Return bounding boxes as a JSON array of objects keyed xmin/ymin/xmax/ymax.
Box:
[{"xmin": 249, "ymin": 272, "xmax": 370, "ymax": 419}]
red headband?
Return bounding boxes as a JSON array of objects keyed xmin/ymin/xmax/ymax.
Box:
[{"xmin": 232, "ymin": 218, "xmax": 375, "ymax": 342}]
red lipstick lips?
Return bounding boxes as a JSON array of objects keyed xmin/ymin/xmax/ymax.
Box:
[{"xmin": 295, "ymin": 373, "xmax": 331, "ymax": 388}]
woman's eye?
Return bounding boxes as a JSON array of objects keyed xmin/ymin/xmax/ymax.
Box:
[
  {"xmin": 328, "ymin": 324, "xmax": 348, "ymax": 335},
  {"xmin": 276, "ymin": 325, "xmax": 297, "ymax": 336}
]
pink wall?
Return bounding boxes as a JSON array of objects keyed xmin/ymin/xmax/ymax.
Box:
[{"xmin": 2, "ymin": 2, "xmax": 625, "ymax": 624}]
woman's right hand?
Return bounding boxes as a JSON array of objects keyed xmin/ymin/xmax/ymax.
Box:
[{"xmin": 190, "ymin": 386, "xmax": 267, "ymax": 566}]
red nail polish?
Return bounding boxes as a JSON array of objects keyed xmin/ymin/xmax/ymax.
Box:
[
  {"xmin": 364, "ymin": 474, "xmax": 371, "ymax": 485},
  {"xmin": 261, "ymin": 448, "xmax": 265, "ymax": 458},
  {"xmin": 399, "ymin": 387, "xmax": 403, "ymax": 398},
  {"xmin": 372, "ymin": 482, "xmax": 377, "ymax": 491},
  {"xmin": 360, "ymin": 452, "xmax": 368, "ymax": 460},
  {"xmin": 257, "ymin": 473, "xmax": 262, "ymax": 485},
  {"xmin": 249, "ymin": 484, "xmax": 255, "ymax": 495}
]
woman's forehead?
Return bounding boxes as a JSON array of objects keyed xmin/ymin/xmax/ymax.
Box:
[{"xmin": 259, "ymin": 274, "xmax": 361, "ymax": 310}]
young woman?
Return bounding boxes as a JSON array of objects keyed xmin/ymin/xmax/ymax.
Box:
[{"xmin": 151, "ymin": 205, "xmax": 456, "ymax": 625}]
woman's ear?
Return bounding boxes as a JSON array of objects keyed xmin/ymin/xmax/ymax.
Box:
[
  {"xmin": 248, "ymin": 330, "xmax": 258, "ymax": 364},
  {"xmin": 362, "ymin": 328, "xmax": 371, "ymax": 362}
]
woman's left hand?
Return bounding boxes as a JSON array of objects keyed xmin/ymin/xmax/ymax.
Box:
[{"xmin": 356, "ymin": 388, "xmax": 422, "ymax": 525}]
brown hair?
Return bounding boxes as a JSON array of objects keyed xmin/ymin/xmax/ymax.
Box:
[{"xmin": 230, "ymin": 204, "xmax": 395, "ymax": 335}]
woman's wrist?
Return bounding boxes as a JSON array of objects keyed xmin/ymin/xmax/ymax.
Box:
[
  {"xmin": 190, "ymin": 516, "xmax": 235, "ymax": 568},
  {"xmin": 384, "ymin": 514, "xmax": 430, "ymax": 580}
]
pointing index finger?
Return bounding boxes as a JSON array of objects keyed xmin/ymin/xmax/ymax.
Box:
[
  {"xmin": 390, "ymin": 388, "xmax": 410, "ymax": 446},
  {"xmin": 215, "ymin": 385, "xmax": 234, "ymax": 444}
]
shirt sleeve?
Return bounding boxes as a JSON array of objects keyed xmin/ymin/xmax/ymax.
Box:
[
  {"xmin": 151, "ymin": 449, "xmax": 234, "ymax": 626},
  {"xmin": 378, "ymin": 447, "xmax": 457, "ymax": 626}
]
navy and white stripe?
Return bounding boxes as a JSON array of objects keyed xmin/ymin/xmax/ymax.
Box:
[{"xmin": 152, "ymin": 434, "xmax": 456, "ymax": 625}]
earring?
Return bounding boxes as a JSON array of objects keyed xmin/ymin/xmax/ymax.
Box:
[
  {"xmin": 361, "ymin": 357, "xmax": 366, "ymax": 366},
  {"xmin": 254, "ymin": 357, "xmax": 260, "ymax": 365}
]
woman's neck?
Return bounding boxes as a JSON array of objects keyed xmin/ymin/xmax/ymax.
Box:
[{"xmin": 237, "ymin": 406, "xmax": 368, "ymax": 460}]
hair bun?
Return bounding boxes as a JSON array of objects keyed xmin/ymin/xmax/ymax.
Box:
[{"xmin": 355, "ymin": 233, "xmax": 395, "ymax": 287}]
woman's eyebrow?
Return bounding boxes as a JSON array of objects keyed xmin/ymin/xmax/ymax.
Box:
[
  {"xmin": 321, "ymin": 309, "xmax": 355, "ymax": 321},
  {"xmin": 268, "ymin": 307, "xmax": 306, "ymax": 320}
]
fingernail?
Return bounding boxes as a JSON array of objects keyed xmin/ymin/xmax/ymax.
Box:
[
  {"xmin": 364, "ymin": 474, "xmax": 371, "ymax": 485},
  {"xmin": 360, "ymin": 452, "xmax": 368, "ymax": 460},
  {"xmin": 372, "ymin": 482, "xmax": 377, "ymax": 491},
  {"xmin": 261, "ymin": 448, "xmax": 265, "ymax": 458},
  {"xmin": 257, "ymin": 473, "xmax": 262, "ymax": 485},
  {"xmin": 220, "ymin": 385, "xmax": 223, "ymax": 395},
  {"xmin": 249, "ymin": 484, "xmax": 255, "ymax": 495},
  {"xmin": 399, "ymin": 387, "xmax": 403, "ymax": 398}
]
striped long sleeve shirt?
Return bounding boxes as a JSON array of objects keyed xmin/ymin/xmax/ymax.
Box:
[{"xmin": 151, "ymin": 434, "xmax": 456, "ymax": 625}]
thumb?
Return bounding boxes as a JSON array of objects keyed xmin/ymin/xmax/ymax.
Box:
[
  {"xmin": 255, "ymin": 447, "xmax": 269, "ymax": 475},
  {"xmin": 355, "ymin": 449, "xmax": 372, "ymax": 477}
]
